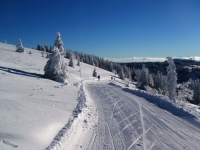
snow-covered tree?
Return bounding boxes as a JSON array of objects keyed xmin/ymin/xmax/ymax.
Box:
[
  {"xmin": 154, "ymin": 71, "xmax": 162, "ymax": 90},
  {"xmin": 69, "ymin": 52, "xmax": 74, "ymax": 67},
  {"xmin": 109, "ymin": 62, "xmax": 113, "ymax": 72},
  {"xmin": 166, "ymin": 57, "xmax": 177, "ymax": 101},
  {"xmin": 189, "ymin": 79, "xmax": 200, "ymax": 105},
  {"xmin": 125, "ymin": 67, "xmax": 132, "ymax": 80},
  {"xmin": 54, "ymin": 32, "xmax": 65, "ymax": 56},
  {"xmin": 124, "ymin": 78, "xmax": 129, "ymax": 87},
  {"xmin": 119, "ymin": 67, "xmax": 125, "ymax": 80},
  {"xmin": 43, "ymin": 46, "xmax": 46, "ymax": 52},
  {"xmin": 77, "ymin": 56, "xmax": 80, "ymax": 66},
  {"xmin": 16, "ymin": 39, "xmax": 25, "ymax": 53},
  {"xmin": 135, "ymin": 65, "xmax": 150, "ymax": 89},
  {"xmin": 141, "ymin": 64, "xmax": 149, "ymax": 85},
  {"xmin": 49, "ymin": 45, "xmax": 52, "ymax": 53},
  {"xmin": 44, "ymin": 32, "xmax": 68, "ymax": 83},
  {"xmin": 148, "ymin": 73, "xmax": 154, "ymax": 87},
  {"xmin": 42, "ymin": 46, "xmax": 46, "ymax": 57},
  {"xmin": 93, "ymin": 67, "xmax": 97, "ymax": 77},
  {"xmin": 113, "ymin": 69, "xmax": 117, "ymax": 75}
]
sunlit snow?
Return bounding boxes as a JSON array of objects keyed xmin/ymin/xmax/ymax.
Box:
[{"xmin": 1, "ymin": 43, "xmax": 200, "ymax": 150}]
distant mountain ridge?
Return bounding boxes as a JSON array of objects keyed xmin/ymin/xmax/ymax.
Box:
[{"xmin": 105, "ymin": 56, "xmax": 200, "ymax": 63}]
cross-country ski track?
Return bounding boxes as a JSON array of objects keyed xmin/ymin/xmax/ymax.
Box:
[{"xmin": 84, "ymin": 82, "xmax": 200, "ymax": 150}]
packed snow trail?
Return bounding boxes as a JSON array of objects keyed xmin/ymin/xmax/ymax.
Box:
[{"xmin": 86, "ymin": 82, "xmax": 200, "ymax": 150}]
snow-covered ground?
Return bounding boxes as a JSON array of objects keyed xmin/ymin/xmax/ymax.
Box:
[
  {"xmin": 1, "ymin": 43, "xmax": 200, "ymax": 150},
  {"xmin": 0, "ymin": 43, "xmax": 113, "ymax": 150},
  {"xmin": 86, "ymin": 82, "xmax": 200, "ymax": 149}
]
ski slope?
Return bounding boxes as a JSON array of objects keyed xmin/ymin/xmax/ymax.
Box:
[
  {"xmin": 1, "ymin": 43, "xmax": 200, "ymax": 150},
  {"xmin": 85, "ymin": 82, "xmax": 200, "ymax": 150},
  {"xmin": 0, "ymin": 43, "xmax": 114, "ymax": 149}
]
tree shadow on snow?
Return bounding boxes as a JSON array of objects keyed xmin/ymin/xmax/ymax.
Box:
[
  {"xmin": 0, "ymin": 66, "xmax": 43, "ymax": 78},
  {"xmin": 108, "ymin": 82, "xmax": 200, "ymax": 127}
]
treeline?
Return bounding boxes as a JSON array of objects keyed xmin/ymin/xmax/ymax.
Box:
[
  {"xmin": 120, "ymin": 60, "xmax": 198, "ymax": 83},
  {"xmin": 65, "ymin": 49, "xmax": 126, "ymax": 77},
  {"xmin": 36, "ymin": 43, "xmax": 133, "ymax": 80},
  {"xmin": 36, "ymin": 44, "xmax": 52, "ymax": 53}
]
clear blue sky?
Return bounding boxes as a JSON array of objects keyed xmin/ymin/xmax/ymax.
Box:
[{"xmin": 1, "ymin": 0, "xmax": 200, "ymax": 58}]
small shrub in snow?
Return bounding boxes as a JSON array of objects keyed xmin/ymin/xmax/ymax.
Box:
[{"xmin": 16, "ymin": 39, "xmax": 25, "ymax": 53}]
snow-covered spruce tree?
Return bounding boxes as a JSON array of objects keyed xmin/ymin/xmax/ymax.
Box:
[
  {"xmin": 77, "ymin": 56, "xmax": 80, "ymax": 66},
  {"xmin": 135, "ymin": 65, "xmax": 149, "ymax": 89},
  {"xmin": 16, "ymin": 39, "xmax": 25, "ymax": 53},
  {"xmin": 153, "ymin": 71, "xmax": 167, "ymax": 94},
  {"xmin": 107, "ymin": 61, "xmax": 113, "ymax": 72},
  {"xmin": 42, "ymin": 46, "xmax": 46, "ymax": 57},
  {"xmin": 148, "ymin": 73, "xmax": 154, "ymax": 87},
  {"xmin": 113, "ymin": 69, "xmax": 117, "ymax": 75},
  {"xmin": 126, "ymin": 67, "xmax": 132, "ymax": 80},
  {"xmin": 124, "ymin": 78, "xmax": 129, "ymax": 87},
  {"xmin": 119, "ymin": 67, "xmax": 125, "ymax": 80},
  {"xmin": 54, "ymin": 32, "xmax": 66, "ymax": 56},
  {"xmin": 189, "ymin": 79, "xmax": 200, "ymax": 105},
  {"xmin": 166, "ymin": 57, "xmax": 177, "ymax": 101},
  {"xmin": 69, "ymin": 52, "xmax": 74, "ymax": 67},
  {"xmin": 141, "ymin": 64, "xmax": 149, "ymax": 85},
  {"xmin": 44, "ymin": 32, "xmax": 68, "ymax": 83},
  {"xmin": 89, "ymin": 55, "xmax": 94, "ymax": 65},
  {"xmin": 93, "ymin": 67, "xmax": 97, "ymax": 77}
]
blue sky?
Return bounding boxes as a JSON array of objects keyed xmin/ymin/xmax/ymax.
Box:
[{"xmin": 1, "ymin": 0, "xmax": 200, "ymax": 58}]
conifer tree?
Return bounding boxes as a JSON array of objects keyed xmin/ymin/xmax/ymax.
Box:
[
  {"xmin": 44, "ymin": 32, "xmax": 68, "ymax": 83},
  {"xmin": 93, "ymin": 67, "xmax": 97, "ymax": 77},
  {"xmin": 166, "ymin": 57, "xmax": 177, "ymax": 101},
  {"xmin": 189, "ymin": 79, "xmax": 200, "ymax": 105},
  {"xmin": 16, "ymin": 39, "xmax": 25, "ymax": 53},
  {"xmin": 69, "ymin": 52, "xmax": 74, "ymax": 67},
  {"xmin": 54, "ymin": 32, "xmax": 65, "ymax": 56},
  {"xmin": 77, "ymin": 56, "xmax": 80, "ymax": 66},
  {"xmin": 119, "ymin": 67, "xmax": 125, "ymax": 80}
]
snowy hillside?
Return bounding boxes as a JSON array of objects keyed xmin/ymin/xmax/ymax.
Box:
[
  {"xmin": 0, "ymin": 43, "xmax": 114, "ymax": 149},
  {"xmin": 1, "ymin": 43, "xmax": 200, "ymax": 150}
]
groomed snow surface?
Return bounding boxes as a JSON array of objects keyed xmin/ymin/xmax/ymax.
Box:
[{"xmin": 0, "ymin": 43, "xmax": 200, "ymax": 150}]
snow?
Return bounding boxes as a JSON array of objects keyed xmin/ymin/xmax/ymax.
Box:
[
  {"xmin": 1, "ymin": 43, "xmax": 200, "ymax": 150},
  {"xmin": 0, "ymin": 43, "xmax": 113, "ymax": 149},
  {"xmin": 84, "ymin": 82, "xmax": 200, "ymax": 149}
]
